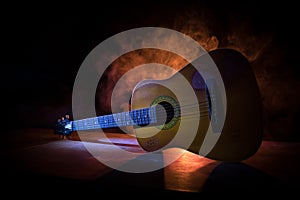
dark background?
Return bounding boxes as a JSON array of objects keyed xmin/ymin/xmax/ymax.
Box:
[{"xmin": 1, "ymin": 0, "xmax": 299, "ymax": 141}]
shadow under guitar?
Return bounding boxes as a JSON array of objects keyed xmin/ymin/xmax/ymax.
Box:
[{"xmin": 201, "ymin": 162, "xmax": 286, "ymax": 193}]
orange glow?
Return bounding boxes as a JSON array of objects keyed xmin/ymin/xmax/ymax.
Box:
[
  {"xmin": 96, "ymin": 49, "xmax": 189, "ymax": 115},
  {"xmin": 163, "ymin": 148, "xmax": 220, "ymax": 192}
]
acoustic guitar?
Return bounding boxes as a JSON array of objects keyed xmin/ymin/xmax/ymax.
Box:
[{"xmin": 55, "ymin": 48, "xmax": 263, "ymax": 162}]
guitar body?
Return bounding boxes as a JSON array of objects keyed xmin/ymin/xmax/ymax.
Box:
[{"xmin": 131, "ymin": 48, "xmax": 263, "ymax": 161}]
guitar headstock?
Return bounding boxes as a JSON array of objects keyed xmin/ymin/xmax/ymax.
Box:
[{"xmin": 54, "ymin": 114, "xmax": 73, "ymax": 135}]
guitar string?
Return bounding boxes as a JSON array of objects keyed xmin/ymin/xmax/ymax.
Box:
[
  {"xmin": 72, "ymin": 99, "xmax": 209, "ymax": 124},
  {"xmin": 73, "ymin": 100, "xmax": 209, "ymax": 125},
  {"xmin": 154, "ymin": 103, "xmax": 210, "ymax": 119},
  {"xmin": 72, "ymin": 101, "xmax": 212, "ymax": 130}
]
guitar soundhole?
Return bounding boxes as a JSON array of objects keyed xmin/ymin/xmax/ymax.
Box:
[
  {"xmin": 151, "ymin": 95, "xmax": 180, "ymax": 130},
  {"xmin": 158, "ymin": 101, "xmax": 174, "ymax": 124}
]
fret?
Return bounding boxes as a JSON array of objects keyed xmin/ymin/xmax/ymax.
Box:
[
  {"xmin": 93, "ymin": 117, "xmax": 100, "ymax": 129},
  {"xmin": 125, "ymin": 112, "xmax": 129, "ymax": 126},
  {"xmin": 82, "ymin": 119, "xmax": 86, "ymax": 129},
  {"xmin": 111, "ymin": 114, "xmax": 115, "ymax": 127},
  {"xmin": 77, "ymin": 120, "xmax": 83, "ymax": 130},
  {"xmin": 137, "ymin": 109, "xmax": 141, "ymax": 125},
  {"xmin": 108, "ymin": 115, "xmax": 112, "ymax": 127},
  {"xmin": 84, "ymin": 118, "xmax": 89, "ymax": 129},
  {"xmin": 86, "ymin": 117, "xmax": 96, "ymax": 129},
  {"xmin": 129, "ymin": 111, "xmax": 134, "ymax": 126},
  {"xmin": 130, "ymin": 110, "xmax": 135, "ymax": 125},
  {"xmin": 135, "ymin": 109, "xmax": 139, "ymax": 124},
  {"xmin": 117, "ymin": 113, "xmax": 122, "ymax": 126},
  {"xmin": 84, "ymin": 118, "xmax": 91, "ymax": 130},
  {"xmin": 112, "ymin": 114, "xmax": 117, "ymax": 127},
  {"xmin": 144, "ymin": 108, "xmax": 148, "ymax": 124},
  {"xmin": 76, "ymin": 121, "xmax": 81, "ymax": 130},
  {"xmin": 144, "ymin": 108, "xmax": 149, "ymax": 124},
  {"xmin": 151, "ymin": 106, "xmax": 157, "ymax": 124},
  {"xmin": 109, "ymin": 115, "xmax": 112, "ymax": 127},
  {"xmin": 140, "ymin": 109, "xmax": 145, "ymax": 124},
  {"xmin": 103, "ymin": 115, "xmax": 108, "ymax": 128},
  {"xmin": 108, "ymin": 114, "xmax": 117, "ymax": 127},
  {"xmin": 98, "ymin": 116, "xmax": 103, "ymax": 128},
  {"xmin": 122, "ymin": 112, "xmax": 126, "ymax": 127},
  {"xmin": 89, "ymin": 118, "xmax": 94, "ymax": 128}
]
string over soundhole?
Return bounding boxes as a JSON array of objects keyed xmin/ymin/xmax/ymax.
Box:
[{"xmin": 151, "ymin": 96, "xmax": 180, "ymax": 130}]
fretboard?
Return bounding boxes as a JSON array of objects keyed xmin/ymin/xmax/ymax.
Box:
[{"xmin": 72, "ymin": 106, "xmax": 157, "ymax": 131}]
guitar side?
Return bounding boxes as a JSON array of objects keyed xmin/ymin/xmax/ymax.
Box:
[{"xmin": 204, "ymin": 48, "xmax": 263, "ymax": 161}]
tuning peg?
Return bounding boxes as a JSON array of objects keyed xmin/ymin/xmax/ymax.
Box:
[
  {"xmin": 57, "ymin": 118, "xmax": 61, "ymax": 122},
  {"xmin": 65, "ymin": 114, "xmax": 70, "ymax": 119}
]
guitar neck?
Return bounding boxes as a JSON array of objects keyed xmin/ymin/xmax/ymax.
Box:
[{"xmin": 72, "ymin": 106, "xmax": 158, "ymax": 131}]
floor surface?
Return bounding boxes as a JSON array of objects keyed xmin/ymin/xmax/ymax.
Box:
[{"xmin": 1, "ymin": 128, "xmax": 299, "ymax": 197}]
